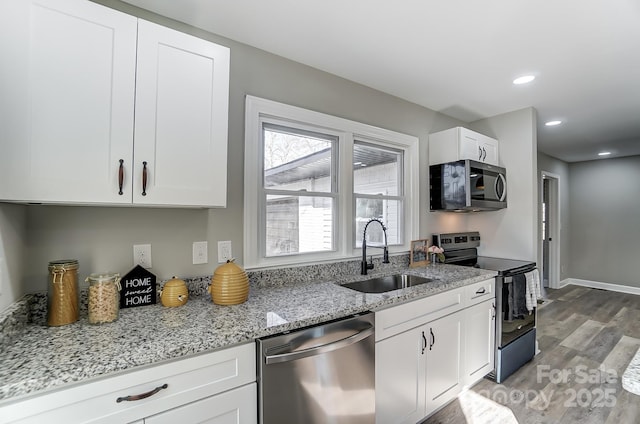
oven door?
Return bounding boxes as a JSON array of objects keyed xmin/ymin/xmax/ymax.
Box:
[{"xmin": 496, "ymin": 274, "xmax": 536, "ymax": 348}]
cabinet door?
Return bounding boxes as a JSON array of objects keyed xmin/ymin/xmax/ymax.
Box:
[
  {"xmin": 375, "ymin": 328, "xmax": 425, "ymax": 424},
  {"xmin": 134, "ymin": 20, "xmax": 230, "ymax": 207},
  {"xmin": 0, "ymin": 0, "xmax": 137, "ymax": 204},
  {"xmin": 477, "ymin": 134, "xmax": 499, "ymax": 166},
  {"xmin": 425, "ymin": 312, "xmax": 463, "ymax": 416},
  {"xmin": 144, "ymin": 383, "xmax": 257, "ymax": 424},
  {"xmin": 458, "ymin": 128, "xmax": 481, "ymax": 161},
  {"xmin": 464, "ymin": 299, "xmax": 495, "ymax": 386}
]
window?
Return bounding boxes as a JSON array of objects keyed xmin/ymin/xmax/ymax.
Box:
[
  {"xmin": 244, "ymin": 96, "xmax": 419, "ymax": 269},
  {"xmin": 353, "ymin": 141, "xmax": 403, "ymax": 248},
  {"xmin": 263, "ymin": 124, "xmax": 337, "ymax": 257}
]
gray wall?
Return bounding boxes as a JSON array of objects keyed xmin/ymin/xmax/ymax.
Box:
[
  {"xmin": 568, "ymin": 155, "xmax": 640, "ymax": 287},
  {"xmin": 467, "ymin": 108, "xmax": 538, "ymax": 261},
  {"xmin": 6, "ymin": 0, "xmax": 464, "ymax": 297},
  {"xmin": 0, "ymin": 204, "xmax": 26, "ymax": 311},
  {"xmin": 537, "ymin": 152, "xmax": 570, "ymax": 281}
]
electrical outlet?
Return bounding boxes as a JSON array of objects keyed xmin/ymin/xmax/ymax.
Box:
[
  {"xmin": 193, "ymin": 241, "xmax": 208, "ymax": 265},
  {"xmin": 218, "ymin": 240, "xmax": 232, "ymax": 263},
  {"xmin": 133, "ymin": 244, "xmax": 152, "ymax": 268}
]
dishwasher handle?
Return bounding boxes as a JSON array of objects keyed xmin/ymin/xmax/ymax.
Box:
[{"xmin": 264, "ymin": 325, "xmax": 374, "ymax": 365}]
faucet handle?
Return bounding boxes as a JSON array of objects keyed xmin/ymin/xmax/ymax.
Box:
[{"xmin": 367, "ymin": 256, "xmax": 374, "ymax": 270}]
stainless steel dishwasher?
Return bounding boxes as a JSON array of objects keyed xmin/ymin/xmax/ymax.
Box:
[{"xmin": 257, "ymin": 312, "xmax": 375, "ymax": 424}]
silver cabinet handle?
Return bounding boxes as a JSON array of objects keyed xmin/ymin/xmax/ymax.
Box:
[{"xmin": 264, "ymin": 326, "xmax": 374, "ymax": 364}]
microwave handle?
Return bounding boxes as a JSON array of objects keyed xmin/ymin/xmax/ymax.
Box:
[{"xmin": 496, "ymin": 173, "xmax": 507, "ymax": 201}]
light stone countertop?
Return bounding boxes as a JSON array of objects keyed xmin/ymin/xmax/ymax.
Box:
[
  {"xmin": 622, "ymin": 347, "xmax": 640, "ymax": 396},
  {"xmin": 0, "ymin": 263, "xmax": 496, "ymax": 404}
]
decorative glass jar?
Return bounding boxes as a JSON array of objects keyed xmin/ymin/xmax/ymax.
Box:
[{"xmin": 86, "ymin": 272, "xmax": 121, "ymax": 324}]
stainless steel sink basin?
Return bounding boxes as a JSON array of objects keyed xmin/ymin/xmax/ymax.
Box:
[{"xmin": 341, "ymin": 274, "xmax": 434, "ymax": 293}]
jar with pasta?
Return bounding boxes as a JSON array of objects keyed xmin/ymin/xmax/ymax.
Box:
[
  {"xmin": 47, "ymin": 259, "xmax": 80, "ymax": 326},
  {"xmin": 86, "ymin": 273, "xmax": 121, "ymax": 324}
]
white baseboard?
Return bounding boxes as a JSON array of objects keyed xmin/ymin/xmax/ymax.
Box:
[{"xmin": 562, "ymin": 278, "xmax": 640, "ymax": 296}]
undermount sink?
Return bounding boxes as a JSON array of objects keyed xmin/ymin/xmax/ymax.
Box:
[{"xmin": 342, "ymin": 274, "xmax": 434, "ymax": 294}]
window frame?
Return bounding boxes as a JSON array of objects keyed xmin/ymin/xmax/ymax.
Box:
[{"xmin": 244, "ymin": 95, "xmax": 419, "ymax": 269}]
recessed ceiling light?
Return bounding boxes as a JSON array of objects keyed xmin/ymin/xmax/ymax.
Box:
[
  {"xmin": 598, "ymin": 152, "xmax": 611, "ymax": 156},
  {"xmin": 513, "ymin": 75, "xmax": 535, "ymax": 85},
  {"xmin": 545, "ymin": 120, "xmax": 562, "ymax": 126}
]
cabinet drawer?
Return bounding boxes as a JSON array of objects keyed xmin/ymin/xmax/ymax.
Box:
[
  {"xmin": 464, "ymin": 278, "xmax": 495, "ymax": 306},
  {"xmin": 375, "ymin": 287, "xmax": 464, "ymax": 341},
  {"xmin": 2, "ymin": 343, "xmax": 256, "ymax": 424}
]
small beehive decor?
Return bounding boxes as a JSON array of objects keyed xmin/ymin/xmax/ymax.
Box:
[
  {"xmin": 160, "ymin": 277, "xmax": 189, "ymax": 307},
  {"xmin": 209, "ymin": 259, "xmax": 249, "ymax": 305}
]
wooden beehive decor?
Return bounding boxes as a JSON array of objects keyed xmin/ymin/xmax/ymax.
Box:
[{"xmin": 120, "ymin": 265, "xmax": 157, "ymax": 309}]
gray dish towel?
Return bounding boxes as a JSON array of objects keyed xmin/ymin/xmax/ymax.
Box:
[{"xmin": 510, "ymin": 274, "xmax": 529, "ymax": 319}]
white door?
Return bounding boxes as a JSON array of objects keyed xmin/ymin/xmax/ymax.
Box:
[
  {"xmin": 1, "ymin": 0, "xmax": 137, "ymax": 204},
  {"xmin": 144, "ymin": 384, "xmax": 257, "ymax": 424},
  {"xmin": 425, "ymin": 312, "xmax": 463, "ymax": 416},
  {"xmin": 133, "ymin": 20, "xmax": 230, "ymax": 207},
  {"xmin": 464, "ymin": 299, "xmax": 495, "ymax": 386},
  {"xmin": 375, "ymin": 328, "xmax": 425, "ymax": 424}
]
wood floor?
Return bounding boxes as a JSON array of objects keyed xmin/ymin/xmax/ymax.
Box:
[{"xmin": 425, "ymin": 285, "xmax": 640, "ymax": 424}]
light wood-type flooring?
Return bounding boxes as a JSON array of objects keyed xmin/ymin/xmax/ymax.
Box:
[{"xmin": 424, "ymin": 285, "xmax": 640, "ymax": 424}]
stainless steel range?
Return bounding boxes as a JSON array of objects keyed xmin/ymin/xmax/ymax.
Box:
[{"xmin": 433, "ymin": 232, "xmax": 538, "ymax": 383}]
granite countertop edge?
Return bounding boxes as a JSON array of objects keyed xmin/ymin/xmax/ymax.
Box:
[{"xmin": 0, "ymin": 264, "xmax": 496, "ymax": 404}]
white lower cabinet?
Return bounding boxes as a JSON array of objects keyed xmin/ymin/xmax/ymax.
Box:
[
  {"xmin": 376, "ymin": 328, "xmax": 425, "ymax": 424},
  {"xmin": 144, "ymin": 383, "xmax": 256, "ymax": 424},
  {"xmin": 0, "ymin": 343, "xmax": 256, "ymax": 424},
  {"xmin": 424, "ymin": 312, "xmax": 463, "ymax": 417},
  {"xmin": 464, "ymin": 299, "xmax": 495, "ymax": 386},
  {"xmin": 375, "ymin": 279, "xmax": 495, "ymax": 423}
]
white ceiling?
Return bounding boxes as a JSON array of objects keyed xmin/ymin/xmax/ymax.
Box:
[{"xmin": 122, "ymin": 0, "xmax": 640, "ymax": 163}]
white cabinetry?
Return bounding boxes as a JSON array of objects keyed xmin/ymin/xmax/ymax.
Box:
[
  {"xmin": 429, "ymin": 127, "xmax": 499, "ymax": 166},
  {"xmin": 464, "ymin": 299, "xmax": 495, "ymax": 387},
  {"xmin": 144, "ymin": 384, "xmax": 256, "ymax": 424},
  {"xmin": 374, "ymin": 279, "xmax": 495, "ymax": 423},
  {"xmin": 0, "ymin": 343, "xmax": 256, "ymax": 424},
  {"xmin": 424, "ymin": 312, "xmax": 463, "ymax": 416},
  {"xmin": 133, "ymin": 20, "xmax": 229, "ymax": 207},
  {"xmin": 0, "ymin": 0, "xmax": 230, "ymax": 207},
  {"xmin": 375, "ymin": 327, "xmax": 425, "ymax": 424}
]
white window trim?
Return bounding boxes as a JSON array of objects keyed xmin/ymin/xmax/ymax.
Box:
[{"xmin": 244, "ymin": 95, "xmax": 419, "ymax": 270}]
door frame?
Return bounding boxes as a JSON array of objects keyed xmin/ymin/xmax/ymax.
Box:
[{"xmin": 539, "ymin": 171, "xmax": 561, "ymax": 289}]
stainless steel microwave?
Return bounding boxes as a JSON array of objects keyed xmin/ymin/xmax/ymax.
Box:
[{"xmin": 429, "ymin": 160, "xmax": 507, "ymax": 211}]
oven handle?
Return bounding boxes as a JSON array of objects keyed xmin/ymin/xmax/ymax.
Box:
[{"xmin": 264, "ymin": 326, "xmax": 374, "ymax": 364}]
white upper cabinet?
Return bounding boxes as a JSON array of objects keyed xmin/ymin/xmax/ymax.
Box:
[
  {"xmin": 428, "ymin": 127, "xmax": 499, "ymax": 166},
  {"xmin": 133, "ymin": 20, "xmax": 230, "ymax": 207},
  {"xmin": 0, "ymin": 0, "xmax": 230, "ymax": 207},
  {"xmin": 0, "ymin": 0, "xmax": 137, "ymax": 204}
]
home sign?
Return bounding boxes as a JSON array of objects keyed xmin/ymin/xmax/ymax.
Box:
[{"xmin": 120, "ymin": 265, "xmax": 157, "ymax": 308}]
